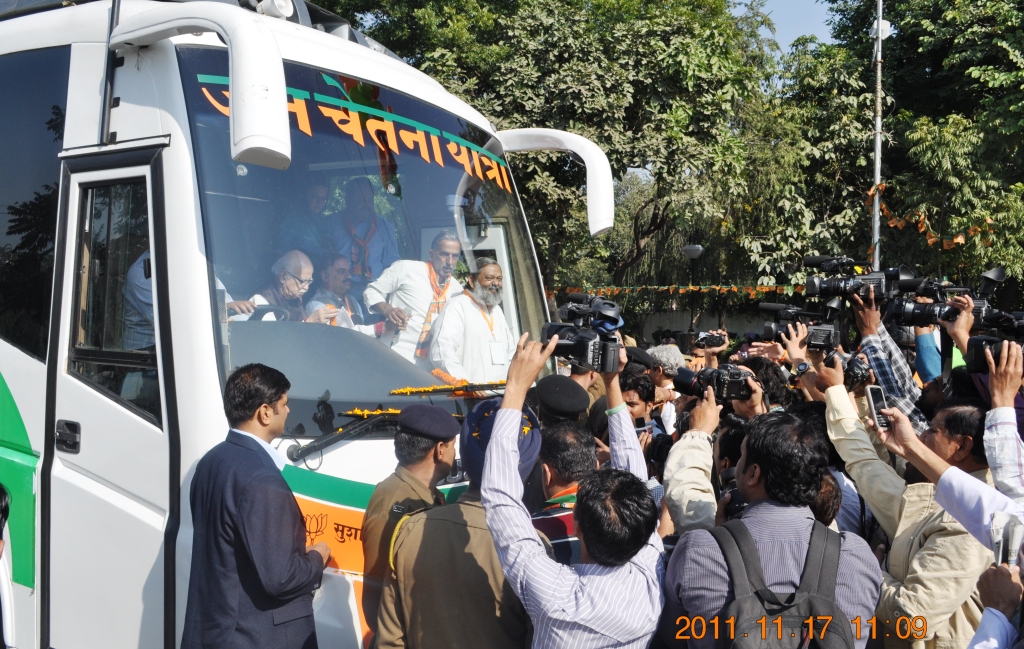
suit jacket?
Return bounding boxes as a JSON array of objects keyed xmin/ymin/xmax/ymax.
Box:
[{"xmin": 182, "ymin": 431, "xmax": 324, "ymax": 649}]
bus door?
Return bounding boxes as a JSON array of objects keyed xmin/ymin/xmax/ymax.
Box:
[{"xmin": 48, "ymin": 146, "xmax": 172, "ymax": 649}]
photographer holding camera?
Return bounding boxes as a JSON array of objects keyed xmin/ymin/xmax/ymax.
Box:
[
  {"xmin": 851, "ymin": 287, "xmax": 931, "ymax": 433},
  {"xmin": 482, "ymin": 333, "xmax": 663, "ymax": 647},
  {"xmin": 816, "ymin": 352, "xmax": 994, "ymax": 649}
]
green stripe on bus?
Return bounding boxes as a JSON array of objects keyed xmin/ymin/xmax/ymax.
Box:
[
  {"xmin": 0, "ymin": 369, "xmax": 36, "ymax": 587},
  {"xmin": 283, "ymin": 465, "xmax": 467, "ymax": 511},
  {"xmin": 283, "ymin": 465, "xmax": 376, "ymax": 509},
  {"xmin": 0, "ymin": 445, "xmax": 37, "ymax": 587}
]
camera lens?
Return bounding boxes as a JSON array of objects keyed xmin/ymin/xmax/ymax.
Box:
[
  {"xmin": 806, "ymin": 276, "xmax": 823, "ymax": 297},
  {"xmin": 673, "ymin": 368, "xmax": 702, "ymax": 397}
]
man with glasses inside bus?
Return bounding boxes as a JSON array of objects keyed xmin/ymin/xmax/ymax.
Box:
[
  {"xmin": 364, "ymin": 231, "xmax": 464, "ymax": 367},
  {"xmin": 241, "ymin": 250, "xmax": 339, "ymax": 323}
]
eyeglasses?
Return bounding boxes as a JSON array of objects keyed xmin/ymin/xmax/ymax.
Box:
[{"xmin": 285, "ymin": 271, "xmax": 313, "ymax": 288}]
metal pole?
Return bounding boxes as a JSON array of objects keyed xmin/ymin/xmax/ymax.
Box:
[
  {"xmin": 689, "ymin": 258, "xmax": 696, "ymax": 331},
  {"xmin": 872, "ymin": 0, "xmax": 883, "ymax": 271}
]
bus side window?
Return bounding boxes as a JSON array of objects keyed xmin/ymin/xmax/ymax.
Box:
[
  {"xmin": 0, "ymin": 46, "xmax": 71, "ymax": 360},
  {"xmin": 69, "ymin": 180, "xmax": 162, "ymax": 423}
]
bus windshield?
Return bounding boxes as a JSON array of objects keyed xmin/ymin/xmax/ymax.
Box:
[{"xmin": 177, "ymin": 46, "xmax": 545, "ymax": 436}]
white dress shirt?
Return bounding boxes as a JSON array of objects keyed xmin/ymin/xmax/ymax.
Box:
[
  {"xmin": 481, "ymin": 404, "xmax": 664, "ymax": 648},
  {"xmin": 429, "ymin": 293, "xmax": 516, "ymax": 383},
  {"xmin": 304, "ymin": 287, "xmax": 377, "ymax": 337},
  {"xmin": 231, "ymin": 428, "xmax": 286, "ymax": 471},
  {"xmin": 363, "ymin": 260, "xmax": 462, "ymax": 364}
]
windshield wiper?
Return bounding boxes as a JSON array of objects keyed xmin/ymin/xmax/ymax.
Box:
[{"xmin": 287, "ymin": 411, "xmax": 399, "ymax": 462}]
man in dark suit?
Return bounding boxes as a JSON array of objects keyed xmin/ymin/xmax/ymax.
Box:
[{"xmin": 183, "ymin": 363, "xmax": 330, "ymax": 649}]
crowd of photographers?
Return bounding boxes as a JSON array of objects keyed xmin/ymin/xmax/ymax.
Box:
[{"xmin": 358, "ymin": 256, "xmax": 1024, "ymax": 649}]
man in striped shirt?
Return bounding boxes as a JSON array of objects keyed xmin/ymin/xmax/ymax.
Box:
[{"xmin": 482, "ymin": 334, "xmax": 664, "ymax": 648}]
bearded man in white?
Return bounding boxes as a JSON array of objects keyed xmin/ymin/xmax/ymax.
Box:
[{"xmin": 430, "ymin": 258, "xmax": 516, "ymax": 383}]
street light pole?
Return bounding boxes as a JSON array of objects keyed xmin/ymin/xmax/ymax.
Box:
[
  {"xmin": 871, "ymin": 0, "xmax": 889, "ymax": 271},
  {"xmin": 682, "ymin": 244, "xmax": 705, "ymax": 336}
]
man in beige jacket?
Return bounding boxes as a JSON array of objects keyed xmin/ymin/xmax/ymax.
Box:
[{"xmin": 817, "ymin": 357, "xmax": 992, "ymax": 649}]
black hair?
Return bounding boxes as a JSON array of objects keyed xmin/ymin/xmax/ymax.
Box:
[
  {"xmin": 744, "ymin": 411, "xmax": 828, "ymax": 506},
  {"xmin": 715, "ymin": 414, "xmax": 747, "ymax": 467},
  {"xmin": 786, "ymin": 401, "xmax": 843, "ymax": 469},
  {"xmin": 570, "ymin": 363, "xmax": 591, "ymax": 376},
  {"xmin": 223, "ymin": 363, "xmax": 291, "ymax": 427},
  {"xmin": 675, "ymin": 410, "xmax": 691, "ymax": 435},
  {"xmin": 620, "ymin": 373, "xmax": 655, "ymax": 404},
  {"xmin": 738, "ymin": 357, "xmax": 792, "ymax": 409},
  {"xmin": 810, "ymin": 472, "xmax": 842, "ymax": 526},
  {"xmin": 0, "ymin": 482, "xmax": 9, "ymax": 537},
  {"xmin": 622, "ymin": 361, "xmax": 648, "ymax": 378},
  {"xmin": 948, "ymin": 367, "xmax": 983, "ymax": 401},
  {"xmin": 394, "ymin": 430, "xmax": 445, "ymax": 465},
  {"xmin": 540, "ymin": 421, "xmax": 597, "ymax": 483},
  {"xmin": 575, "ymin": 468, "xmax": 658, "ymax": 566},
  {"xmin": 933, "ymin": 398, "xmax": 989, "ymax": 464}
]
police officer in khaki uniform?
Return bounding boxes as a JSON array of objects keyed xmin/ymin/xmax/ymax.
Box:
[
  {"xmin": 361, "ymin": 404, "xmax": 458, "ymax": 641},
  {"xmin": 376, "ymin": 398, "xmax": 542, "ymax": 649}
]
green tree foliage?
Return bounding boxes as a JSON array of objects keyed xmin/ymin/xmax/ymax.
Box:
[{"xmin": 315, "ymin": 0, "xmax": 1024, "ymax": 319}]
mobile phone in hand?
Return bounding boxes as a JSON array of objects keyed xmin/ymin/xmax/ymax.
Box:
[{"xmin": 866, "ymin": 385, "xmax": 890, "ymax": 430}]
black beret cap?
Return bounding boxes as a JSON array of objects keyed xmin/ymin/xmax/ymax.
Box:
[
  {"xmin": 398, "ymin": 403, "xmax": 460, "ymax": 440},
  {"xmin": 626, "ymin": 346, "xmax": 654, "ymax": 369},
  {"xmin": 536, "ymin": 375, "xmax": 590, "ymax": 423}
]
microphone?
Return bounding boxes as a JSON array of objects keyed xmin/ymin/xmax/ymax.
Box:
[
  {"xmin": 759, "ymin": 303, "xmax": 792, "ymax": 313},
  {"xmin": 803, "ymin": 255, "xmax": 841, "ymax": 268},
  {"xmin": 565, "ymin": 292, "xmax": 590, "ymax": 304}
]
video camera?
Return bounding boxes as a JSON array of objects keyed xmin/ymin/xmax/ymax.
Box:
[
  {"xmin": 822, "ymin": 350, "xmax": 873, "ymax": 392},
  {"xmin": 890, "ymin": 267, "xmax": 1006, "ymax": 328},
  {"xmin": 541, "ymin": 293, "xmax": 622, "ymax": 373},
  {"xmin": 804, "ymin": 257, "xmax": 915, "ymax": 301},
  {"xmin": 674, "ymin": 364, "xmax": 754, "ymax": 402},
  {"xmin": 761, "ymin": 298, "xmax": 842, "ymax": 351},
  {"xmin": 963, "ymin": 308, "xmax": 1024, "ymax": 373}
]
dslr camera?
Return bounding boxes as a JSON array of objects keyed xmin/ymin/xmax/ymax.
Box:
[
  {"xmin": 541, "ymin": 294, "xmax": 622, "ymax": 373},
  {"xmin": 694, "ymin": 332, "xmax": 726, "ymax": 349},
  {"xmin": 823, "ymin": 350, "xmax": 873, "ymax": 392},
  {"xmin": 674, "ymin": 364, "xmax": 754, "ymax": 402}
]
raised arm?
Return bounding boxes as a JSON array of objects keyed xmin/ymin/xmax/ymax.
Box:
[
  {"xmin": 983, "ymin": 342, "xmax": 1024, "ymax": 504},
  {"xmin": 662, "ymin": 387, "xmax": 720, "ymax": 531},
  {"xmin": 816, "ymin": 357, "xmax": 906, "ymax": 539},
  {"xmin": 603, "ymin": 344, "xmax": 648, "ymax": 478},
  {"xmin": 481, "ymin": 334, "xmax": 576, "ymax": 610}
]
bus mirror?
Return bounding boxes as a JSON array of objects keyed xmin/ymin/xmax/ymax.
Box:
[
  {"xmin": 496, "ymin": 128, "xmax": 614, "ymax": 236},
  {"xmin": 110, "ymin": 3, "xmax": 291, "ymax": 169}
]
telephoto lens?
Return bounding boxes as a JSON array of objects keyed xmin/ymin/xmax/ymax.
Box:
[{"xmin": 891, "ymin": 298, "xmax": 958, "ymax": 328}]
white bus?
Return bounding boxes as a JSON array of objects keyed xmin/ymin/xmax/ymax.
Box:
[{"xmin": 0, "ymin": 0, "xmax": 615, "ymax": 646}]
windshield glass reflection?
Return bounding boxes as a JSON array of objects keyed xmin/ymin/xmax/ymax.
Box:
[{"xmin": 177, "ymin": 46, "xmax": 544, "ymax": 436}]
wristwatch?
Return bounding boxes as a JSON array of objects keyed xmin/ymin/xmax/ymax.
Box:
[{"xmin": 794, "ymin": 361, "xmax": 811, "ymax": 377}]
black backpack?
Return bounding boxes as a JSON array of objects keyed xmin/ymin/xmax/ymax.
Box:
[{"xmin": 708, "ymin": 519, "xmax": 855, "ymax": 649}]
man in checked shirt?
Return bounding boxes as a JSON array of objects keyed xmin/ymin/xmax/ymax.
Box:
[
  {"xmin": 850, "ymin": 287, "xmax": 931, "ymax": 434},
  {"xmin": 481, "ymin": 334, "xmax": 664, "ymax": 648}
]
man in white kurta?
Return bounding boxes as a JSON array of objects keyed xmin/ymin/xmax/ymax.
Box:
[
  {"xmin": 364, "ymin": 231, "xmax": 463, "ymax": 367},
  {"xmin": 430, "ymin": 259, "xmax": 516, "ymax": 383}
]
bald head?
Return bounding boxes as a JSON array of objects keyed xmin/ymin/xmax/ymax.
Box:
[{"xmin": 272, "ymin": 250, "xmax": 314, "ymax": 299}]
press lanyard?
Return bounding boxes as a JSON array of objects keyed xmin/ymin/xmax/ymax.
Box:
[{"xmin": 467, "ymin": 294, "xmax": 495, "ymax": 337}]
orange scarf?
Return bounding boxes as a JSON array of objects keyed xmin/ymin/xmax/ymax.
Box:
[
  {"xmin": 346, "ymin": 216, "xmax": 378, "ymax": 279},
  {"xmin": 416, "ymin": 262, "xmax": 451, "ymax": 358}
]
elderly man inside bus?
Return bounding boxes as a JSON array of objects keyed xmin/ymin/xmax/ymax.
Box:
[
  {"xmin": 233, "ymin": 250, "xmax": 339, "ymax": 323},
  {"xmin": 430, "ymin": 257, "xmax": 515, "ymax": 384}
]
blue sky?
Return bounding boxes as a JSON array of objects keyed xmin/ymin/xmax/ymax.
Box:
[{"xmin": 761, "ymin": 0, "xmax": 834, "ymax": 49}]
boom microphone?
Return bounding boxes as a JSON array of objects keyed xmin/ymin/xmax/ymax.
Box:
[{"xmin": 565, "ymin": 292, "xmax": 590, "ymax": 304}]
